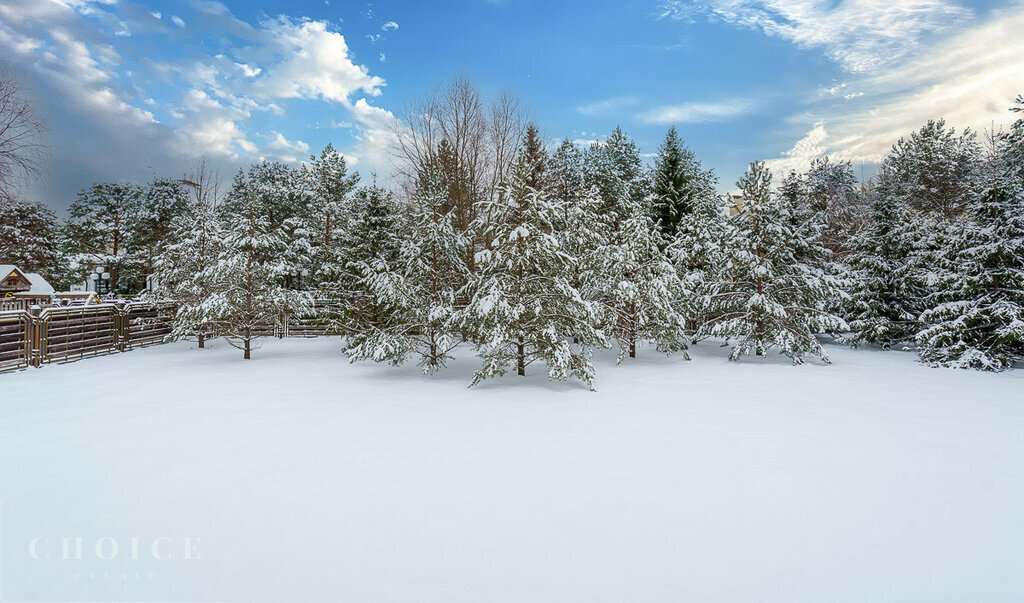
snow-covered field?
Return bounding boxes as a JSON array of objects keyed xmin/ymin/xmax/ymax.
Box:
[{"xmin": 0, "ymin": 337, "xmax": 1022, "ymax": 602}]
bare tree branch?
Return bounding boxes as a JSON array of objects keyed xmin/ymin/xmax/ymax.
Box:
[{"xmin": 0, "ymin": 65, "xmax": 48, "ymax": 203}]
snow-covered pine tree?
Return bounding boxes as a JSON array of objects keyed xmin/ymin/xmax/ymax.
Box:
[
  {"xmin": 596, "ymin": 206, "xmax": 689, "ymax": 361},
  {"xmin": 547, "ymin": 138, "xmax": 584, "ymax": 216},
  {"xmin": 667, "ymin": 180, "xmax": 727, "ymax": 340},
  {"xmin": 459, "ymin": 144, "xmax": 603, "ymax": 387},
  {"xmin": 583, "ymin": 126, "xmax": 646, "ymax": 218},
  {"xmin": 344, "ymin": 172, "xmax": 468, "ymax": 372},
  {"xmin": 64, "ymin": 182, "xmax": 144, "ymax": 293},
  {"xmin": 703, "ymin": 161, "xmax": 846, "ymax": 363},
  {"xmin": 649, "ymin": 126, "xmax": 717, "ymax": 243},
  {"xmin": 917, "ymin": 98, "xmax": 1024, "ymax": 370},
  {"xmin": 201, "ymin": 170, "xmax": 309, "ymax": 359},
  {"xmin": 845, "ymin": 177, "xmax": 928, "ymax": 347},
  {"xmin": 332, "ymin": 183, "xmax": 405, "ymax": 337},
  {"xmin": 135, "ymin": 178, "xmax": 189, "ymax": 285},
  {"xmin": 303, "ymin": 144, "xmax": 360, "ymax": 285},
  {"xmin": 0, "ymin": 196, "xmax": 59, "ymax": 279},
  {"xmin": 558, "ymin": 183, "xmax": 610, "ymax": 320},
  {"xmin": 885, "ymin": 119, "xmax": 981, "ymax": 221},
  {"xmin": 280, "ymin": 215, "xmax": 316, "ymax": 289},
  {"xmin": 518, "ymin": 124, "xmax": 548, "ymax": 190},
  {"xmin": 550, "ymin": 141, "xmax": 610, "ymax": 340},
  {"xmin": 845, "ymin": 122, "xmax": 980, "ymax": 348},
  {"xmin": 158, "ymin": 180, "xmax": 224, "ymax": 348},
  {"xmin": 802, "ymin": 157, "xmax": 867, "ymax": 260},
  {"xmin": 777, "ymin": 169, "xmax": 820, "ymax": 264},
  {"xmin": 245, "ymin": 160, "xmax": 307, "ymax": 233}
]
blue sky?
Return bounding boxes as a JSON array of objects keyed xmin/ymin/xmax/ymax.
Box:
[{"xmin": 1, "ymin": 0, "xmax": 1022, "ymax": 210}]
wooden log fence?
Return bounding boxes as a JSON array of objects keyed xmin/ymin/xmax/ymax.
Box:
[
  {"xmin": 0, "ymin": 302, "xmax": 178, "ymax": 371},
  {"xmin": 0, "ymin": 299, "xmax": 345, "ymax": 372},
  {"xmin": 0, "ymin": 311, "xmax": 32, "ymax": 372}
]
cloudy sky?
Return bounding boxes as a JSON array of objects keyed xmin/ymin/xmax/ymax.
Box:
[{"xmin": 1, "ymin": 0, "xmax": 1022, "ymax": 210}]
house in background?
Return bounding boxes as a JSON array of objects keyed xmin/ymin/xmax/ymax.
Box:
[
  {"xmin": 1, "ymin": 265, "xmax": 53, "ymax": 296},
  {"xmin": 0, "ymin": 265, "xmax": 97, "ymax": 310},
  {"xmin": 0, "ymin": 265, "xmax": 32, "ymax": 295},
  {"xmin": 728, "ymin": 194, "xmax": 745, "ymax": 216}
]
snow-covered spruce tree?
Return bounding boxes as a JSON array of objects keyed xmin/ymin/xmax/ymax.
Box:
[
  {"xmin": 201, "ymin": 171, "xmax": 309, "ymax": 359},
  {"xmin": 332, "ymin": 183, "xmax": 405, "ymax": 338},
  {"xmin": 158, "ymin": 167, "xmax": 224, "ymax": 348},
  {"xmin": 917, "ymin": 99, "xmax": 1024, "ymax": 370},
  {"xmin": 459, "ymin": 146, "xmax": 603, "ymax": 387},
  {"xmin": 596, "ymin": 206, "xmax": 689, "ymax": 361},
  {"xmin": 344, "ymin": 172, "xmax": 468, "ymax": 372},
  {"xmin": 649, "ymin": 126, "xmax": 717, "ymax": 243},
  {"xmin": 702, "ymin": 161, "xmax": 846, "ymax": 363}
]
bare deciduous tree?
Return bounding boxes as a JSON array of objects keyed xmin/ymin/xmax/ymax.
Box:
[
  {"xmin": 391, "ymin": 76, "xmax": 527, "ymax": 215},
  {"xmin": 182, "ymin": 157, "xmax": 223, "ymax": 214},
  {"xmin": 0, "ymin": 66, "xmax": 47, "ymax": 203}
]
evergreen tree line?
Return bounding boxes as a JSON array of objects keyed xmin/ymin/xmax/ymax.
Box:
[
  {"xmin": 1, "ymin": 177, "xmax": 192, "ymax": 292},
  {"xmin": 3, "ymin": 94, "xmax": 1022, "ymax": 384}
]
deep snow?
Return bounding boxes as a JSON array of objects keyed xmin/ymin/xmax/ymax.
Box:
[{"xmin": 0, "ymin": 337, "xmax": 1022, "ymax": 602}]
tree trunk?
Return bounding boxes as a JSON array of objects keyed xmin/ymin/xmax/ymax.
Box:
[
  {"xmin": 244, "ymin": 337, "xmax": 251, "ymax": 360},
  {"xmin": 198, "ymin": 333, "xmax": 205, "ymax": 349},
  {"xmin": 517, "ymin": 341, "xmax": 525, "ymax": 376},
  {"xmin": 630, "ymin": 340, "xmax": 636, "ymax": 359}
]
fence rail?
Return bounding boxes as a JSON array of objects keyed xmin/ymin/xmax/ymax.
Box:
[
  {"xmin": 0, "ymin": 302, "xmax": 179, "ymax": 371},
  {"xmin": 0, "ymin": 311, "xmax": 32, "ymax": 372},
  {"xmin": 0, "ymin": 300, "xmax": 346, "ymax": 372}
]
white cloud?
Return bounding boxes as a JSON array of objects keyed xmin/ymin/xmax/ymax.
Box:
[
  {"xmin": 235, "ymin": 62, "xmax": 262, "ymax": 78},
  {"xmin": 639, "ymin": 97, "xmax": 753, "ymax": 124},
  {"xmin": 254, "ymin": 17, "xmax": 385, "ymax": 103},
  {"xmin": 378, "ymin": 52, "xmax": 386, "ymax": 63},
  {"xmin": 381, "ymin": 21, "xmax": 399, "ymax": 31},
  {"xmin": 178, "ymin": 117, "xmax": 251, "ymax": 158},
  {"xmin": 0, "ymin": 21, "xmax": 43, "ymax": 55},
  {"xmin": 763, "ymin": 4, "xmax": 1024, "ymax": 175},
  {"xmin": 48, "ymin": 27, "xmax": 113, "ymax": 84},
  {"xmin": 344, "ymin": 97, "xmax": 399, "ymax": 171},
  {"xmin": 576, "ymin": 95, "xmax": 639, "ymax": 116},
  {"xmin": 0, "ymin": 0, "xmax": 397, "ymax": 204},
  {"xmin": 267, "ymin": 132, "xmax": 311, "ymax": 163},
  {"xmin": 658, "ymin": 0, "xmax": 973, "ymax": 72},
  {"xmin": 762, "ymin": 122, "xmax": 829, "ymax": 176},
  {"xmin": 182, "ymin": 88, "xmax": 223, "ymax": 112}
]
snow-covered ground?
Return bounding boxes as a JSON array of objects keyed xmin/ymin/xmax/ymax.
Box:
[{"xmin": 0, "ymin": 337, "xmax": 1022, "ymax": 602}]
